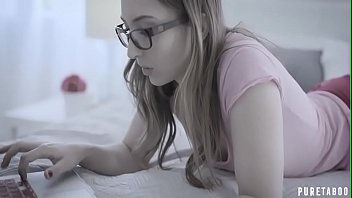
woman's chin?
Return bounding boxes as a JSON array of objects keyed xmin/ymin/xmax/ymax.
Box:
[
  {"xmin": 149, "ymin": 77, "xmax": 170, "ymax": 87},
  {"xmin": 149, "ymin": 77, "xmax": 161, "ymax": 86}
]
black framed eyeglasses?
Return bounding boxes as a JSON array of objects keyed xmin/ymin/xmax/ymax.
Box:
[{"xmin": 115, "ymin": 17, "xmax": 188, "ymax": 50}]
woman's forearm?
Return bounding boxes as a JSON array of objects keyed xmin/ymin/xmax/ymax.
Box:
[{"xmin": 79, "ymin": 143, "xmax": 147, "ymax": 175}]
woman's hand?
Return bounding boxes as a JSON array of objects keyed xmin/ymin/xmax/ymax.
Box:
[{"xmin": 0, "ymin": 141, "xmax": 89, "ymax": 181}]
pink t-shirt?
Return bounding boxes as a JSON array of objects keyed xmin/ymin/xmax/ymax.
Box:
[{"xmin": 215, "ymin": 32, "xmax": 350, "ymax": 177}]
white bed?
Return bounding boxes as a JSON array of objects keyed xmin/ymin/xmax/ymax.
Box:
[{"xmin": 0, "ymin": 0, "xmax": 350, "ymax": 197}]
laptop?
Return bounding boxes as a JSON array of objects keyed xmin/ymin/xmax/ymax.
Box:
[{"xmin": 0, "ymin": 170, "xmax": 96, "ymax": 198}]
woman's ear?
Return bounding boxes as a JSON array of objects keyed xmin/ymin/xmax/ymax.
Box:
[{"xmin": 201, "ymin": 13, "xmax": 209, "ymax": 40}]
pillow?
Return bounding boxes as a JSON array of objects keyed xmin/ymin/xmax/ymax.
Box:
[
  {"xmin": 321, "ymin": 39, "xmax": 350, "ymax": 80},
  {"xmin": 268, "ymin": 47, "xmax": 324, "ymax": 92}
]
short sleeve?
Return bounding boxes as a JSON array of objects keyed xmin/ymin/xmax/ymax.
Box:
[{"xmin": 218, "ymin": 46, "xmax": 283, "ymax": 114}]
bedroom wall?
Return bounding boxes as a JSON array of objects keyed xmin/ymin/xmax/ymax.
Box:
[{"xmin": 222, "ymin": 0, "xmax": 350, "ymax": 48}]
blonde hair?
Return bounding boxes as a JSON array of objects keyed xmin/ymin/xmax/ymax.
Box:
[{"xmin": 124, "ymin": 0, "xmax": 276, "ymax": 189}]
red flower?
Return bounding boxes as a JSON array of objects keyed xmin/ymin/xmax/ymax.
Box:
[{"xmin": 61, "ymin": 74, "xmax": 87, "ymax": 92}]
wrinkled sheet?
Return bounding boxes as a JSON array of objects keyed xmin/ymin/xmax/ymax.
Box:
[{"xmin": 0, "ymin": 99, "xmax": 349, "ymax": 198}]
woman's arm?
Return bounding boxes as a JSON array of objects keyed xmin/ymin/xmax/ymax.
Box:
[
  {"xmin": 78, "ymin": 143, "xmax": 146, "ymax": 176},
  {"xmin": 229, "ymin": 81, "xmax": 284, "ymax": 198},
  {"xmin": 79, "ymin": 112, "xmax": 156, "ymax": 175}
]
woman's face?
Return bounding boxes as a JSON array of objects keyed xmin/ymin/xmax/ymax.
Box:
[{"xmin": 121, "ymin": 0, "xmax": 192, "ymax": 86}]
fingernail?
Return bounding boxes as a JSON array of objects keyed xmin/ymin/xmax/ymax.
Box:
[
  {"xmin": 44, "ymin": 170, "xmax": 53, "ymax": 180},
  {"xmin": 48, "ymin": 170, "xmax": 53, "ymax": 178}
]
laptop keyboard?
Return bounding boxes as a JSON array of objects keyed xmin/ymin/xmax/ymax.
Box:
[{"xmin": 0, "ymin": 179, "xmax": 37, "ymax": 198}]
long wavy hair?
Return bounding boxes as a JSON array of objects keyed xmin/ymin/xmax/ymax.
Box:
[{"xmin": 123, "ymin": 0, "xmax": 275, "ymax": 189}]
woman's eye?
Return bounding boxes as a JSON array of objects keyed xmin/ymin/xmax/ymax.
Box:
[
  {"xmin": 122, "ymin": 24, "xmax": 129, "ymax": 30},
  {"xmin": 139, "ymin": 30, "xmax": 148, "ymax": 36}
]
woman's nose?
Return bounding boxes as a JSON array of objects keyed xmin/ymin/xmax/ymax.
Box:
[{"xmin": 127, "ymin": 41, "xmax": 142, "ymax": 59}]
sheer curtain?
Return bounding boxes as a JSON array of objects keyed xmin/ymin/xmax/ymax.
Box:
[{"xmin": 0, "ymin": 0, "xmax": 128, "ymax": 113}]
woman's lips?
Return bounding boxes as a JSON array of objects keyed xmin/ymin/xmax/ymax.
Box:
[{"xmin": 141, "ymin": 67, "xmax": 154, "ymax": 76}]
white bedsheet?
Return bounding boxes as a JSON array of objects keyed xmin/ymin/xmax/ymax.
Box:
[
  {"xmin": 0, "ymin": 152, "xmax": 349, "ymax": 198},
  {"xmin": 0, "ymin": 99, "xmax": 349, "ymax": 198},
  {"xmin": 75, "ymin": 160, "xmax": 238, "ymax": 198},
  {"xmin": 74, "ymin": 158, "xmax": 349, "ymax": 198}
]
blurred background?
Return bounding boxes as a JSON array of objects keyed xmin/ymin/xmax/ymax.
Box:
[
  {"xmin": 0, "ymin": 0, "xmax": 130, "ymax": 140},
  {"xmin": 0, "ymin": 0, "xmax": 127, "ymax": 109},
  {"xmin": 0, "ymin": 0, "xmax": 350, "ymax": 141}
]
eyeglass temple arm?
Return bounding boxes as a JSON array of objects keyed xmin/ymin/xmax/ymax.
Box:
[{"xmin": 149, "ymin": 17, "xmax": 188, "ymax": 36}]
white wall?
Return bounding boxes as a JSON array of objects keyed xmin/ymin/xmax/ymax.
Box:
[{"xmin": 222, "ymin": 0, "xmax": 350, "ymax": 48}]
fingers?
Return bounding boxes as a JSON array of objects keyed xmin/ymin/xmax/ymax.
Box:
[
  {"xmin": 0, "ymin": 141, "xmax": 42, "ymax": 168},
  {"xmin": 1, "ymin": 144, "xmax": 21, "ymax": 168},
  {"xmin": 0, "ymin": 144, "xmax": 11, "ymax": 168},
  {"xmin": 0, "ymin": 144, "xmax": 11, "ymax": 154},
  {"xmin": 18, "ymin": 146, "xmax": 53, "ymax": 181}
]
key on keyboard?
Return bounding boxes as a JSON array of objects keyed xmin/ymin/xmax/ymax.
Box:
[{"xmin": 0, "ymin": 178, "xmax": 37, "ymax": 198}]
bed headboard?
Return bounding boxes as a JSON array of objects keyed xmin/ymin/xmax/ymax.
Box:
[{"xmin": 222, "ymin": 0, "xmax": 350, "ymax": 49}]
